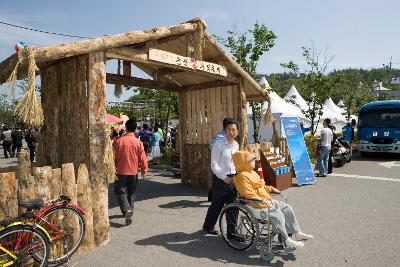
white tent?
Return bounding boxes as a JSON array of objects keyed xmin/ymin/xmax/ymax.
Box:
[
  {"xmin": 246, "ymin": 91, "xmax": 306, "ymax": 119},
  {"xmin": 247, "ymin": 90, "xmax": 309, "ymax": 142},
  {"xmin": 284, "ymin": 84, "xmax": 308, "ymax": 110},
  {"xmin": 324, "ymin": 98, "xmax": 346, "ymax": 115},
  {"xmin": 259, "ymin": 76, "xmax": 271, "ymax": 89},
  {"xmin": 372, "ymin": 82, "xmax": 390, "ymax": 91},
  {"xmin": 337, "ymin": 99, "xmax": 345, "ymax": 107},
  {"xmin": 311, "ymin": 98, "xmax": 347, "ymax": 133}
]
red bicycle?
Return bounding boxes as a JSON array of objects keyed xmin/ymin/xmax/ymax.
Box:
[{"xmin": 19, "ymin": 195, "xmax": 86, "ymax": 266}]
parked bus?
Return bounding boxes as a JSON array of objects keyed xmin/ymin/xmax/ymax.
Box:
[{"xmin": 358, "ymin": 100, "xmax": 400, "ymax": 156}]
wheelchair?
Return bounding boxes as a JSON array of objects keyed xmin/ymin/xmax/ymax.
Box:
[{"xmin": 218, "ymin": 193, "xmax": 288, "ymax": 262}]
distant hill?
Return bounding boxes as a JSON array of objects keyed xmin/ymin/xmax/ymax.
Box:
[{"xmin": 259, "ymin": 68, "xmax": 400, "ymax": 102}]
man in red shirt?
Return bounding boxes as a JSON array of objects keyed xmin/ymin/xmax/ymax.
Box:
[{"xmin": 113, "ymin": 119, "xmax": 148, "ymax": 225}]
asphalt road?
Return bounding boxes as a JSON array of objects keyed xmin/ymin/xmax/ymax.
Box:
[
  {"xmin": 2, "ymin": 149, "xmax": 399, "ymax": 266},
  {"xmin": 67, "ymin": 151, "xmax": 400, "ymax": 267}
]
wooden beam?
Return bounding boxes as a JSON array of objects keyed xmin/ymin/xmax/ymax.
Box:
[
  {"xmin": 183, "ymin": 80, "xmax": 238, "ymax": 91},
  {"xmin": 106, "ymin": 47, "xmax": 239, "ymax": 83},
  {"xmin": 0, "ymin": 20, "xmax": 201, "ymax": 84},
  {"xmin": 246, "ymin": 94, "xmax": 268, "ymax": 101},
  {"xmin": 106, "ymin": 48, "xmax": 148, "ymax": 63},
  {"xmin": 106, "ymin": 73, "xmax": 180, "ymax": 91},
  {"xmin": 154, "ymin": 68, "xmax": 185, "ymax": 76}
]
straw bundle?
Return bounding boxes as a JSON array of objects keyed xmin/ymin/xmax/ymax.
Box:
[
  {"xmin": 10, "ymin": 46, "xmax": 44, "ymax": 127},
  {"xmin": 263, "ymin": 97, "xmax": 273, "ymax": 124},
  {"xmin": 271, "ymin": 119, "xmax": 280, "ymax": 148}
]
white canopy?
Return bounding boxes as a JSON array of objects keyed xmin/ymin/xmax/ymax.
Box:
[
  {"xmin": 246, "ymin": 91, "xmax": 309, "ymax": 143},
  {"xmin": 247, "ymin": 91, "xmax": 307, "ymax": 119},
  {"xmin": 322, "ymin": 98, "xmax": 346, "ymax": 123},
  {"xmin": 373, "ymin": 82, "xmax": 390, "ymax": 91},
  {"xmin": 324, "ymin": 98, "xmax": 346, "ymax": 115},
  {"xmin": 284, "ymin": 84, "xmax": 308, "ymax": 110},
  {"xmin": 337, "ymin": 99, "xmax": 345, "ymax": 107},
  {"xmin": 259, "ymin": 76, "xmax": 271, "ymax": 89}
]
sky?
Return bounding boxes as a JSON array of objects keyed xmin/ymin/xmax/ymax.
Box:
[{"xmin": 1, "ymin": 0, "xmax": 399, "ymax": 101}]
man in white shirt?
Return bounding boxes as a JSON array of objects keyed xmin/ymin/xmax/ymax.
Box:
[
  {"xmin": 1, "ymin": 127, "xmax": 13, "ymax": 158},
  {"xmin": 203, "ymin": 118, "xmax": 239, "ymax": 235},
  {"xmin": 316, "ymin": 118, "xmax": 333, "ymax": 177}
]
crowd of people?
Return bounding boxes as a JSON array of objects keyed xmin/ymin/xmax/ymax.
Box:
[
  {"xmin": 110, "ymin": 122, "xmax": 177, "ymax": 165},
  {"xmin": 0, "ymin": 125, "xmax": 41, "ymax": 162}
]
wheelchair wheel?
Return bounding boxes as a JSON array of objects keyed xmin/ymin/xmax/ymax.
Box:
[
  {"xmin": 219, "ymin": 203, "xmax": 259, "ymax": 251},
  {"xmin": 259, "ymin": 244, "xmax": 274, "ymax": 262}
]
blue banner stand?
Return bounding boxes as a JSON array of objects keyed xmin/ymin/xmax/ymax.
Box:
[{"xmin": 281, "ymin": 117, "xmax": 316, "ymax": 186}]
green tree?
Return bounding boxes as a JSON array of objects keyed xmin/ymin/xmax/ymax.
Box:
[
  {"xmin": 215, "ymin": 22, "xmax": 277, "ymax": 143},
  {"xmin": 127, "ymin": 87, "xmax": 178, "ymax": 135},
  {"xmin": 329, "ymin": 72, "xmax": 374, "ymax": 119},
  {"xmin": 281, "ymin": 46, "xmax": 339, "ymax": 135}
]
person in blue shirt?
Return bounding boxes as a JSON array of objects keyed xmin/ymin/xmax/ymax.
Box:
[
  {"xmin": 342, "ymin": 121, "xmax": 353, "ymax": 143},
  {"xmin": 209, "ymin": 118, "xmax": 230, "ymax": 149},
  {"xmin": 139, "ymin": 124, "xmax": 153, "ymax": 154},
  {"xmin": 203, "ymin": 118, "xmax": 239, "ymax": 236},
  {"xmin": 300, "ymin": 122, "xmax": 310, "ymax": 135}
]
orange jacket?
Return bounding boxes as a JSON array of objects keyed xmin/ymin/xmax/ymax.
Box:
[
  {"xmin": 232, "ymin": 151, "xmax": 272, "ymax": 208},
  {"xmin": 113, "ymin": 133, "xmax": 148, "ymax": 175}
]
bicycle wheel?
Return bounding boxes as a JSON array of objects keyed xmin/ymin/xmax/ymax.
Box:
[
  {"xmin": 38, "ymin": 206, "xmax": 86, "ymax": 264},
  {"xmin": 219, "ymin": 203, "xmax": 259, "ymax": 251},
  {"xmin": 0, "ymin": 224, "xmax": 50, "ymax": 267}
]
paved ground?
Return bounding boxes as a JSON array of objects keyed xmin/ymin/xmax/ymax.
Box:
[
  {"xmin": 67, "ymin": 151, "xmax": 400, "ymax": 267},
  {"xmin": 1, "ymin": 148, "xmax": 399, "ymax": 266}
]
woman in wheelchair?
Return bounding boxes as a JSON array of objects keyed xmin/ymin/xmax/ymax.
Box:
[{"xmin": 231, "ymin": 151, "xmax": 313, "ymax": 250}]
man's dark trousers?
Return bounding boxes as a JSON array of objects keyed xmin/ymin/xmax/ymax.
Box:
[
  {"xmin": 114, "ymin": 174, "xmax": 139, "ymax": 215},
  {"xmin": 203, "ymin": 175, "xmax": 237, "ymax": 232},
  {"xmin": 11, "ymin": 144, "xmax": 22, "ymax": 157},
  {"xmin": 28, "ymin": 145, "xmax": 36, "ymax": 162},
  {"xmin": 3, "ymin": 140, "xmax": 12, "ymax": 158}
]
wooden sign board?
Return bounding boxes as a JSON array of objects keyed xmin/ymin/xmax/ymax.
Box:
[{"xmin": 148, "ymin": 48, "xmax": 227, "ymax": 77}]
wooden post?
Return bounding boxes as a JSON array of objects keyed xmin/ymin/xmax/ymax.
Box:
[
  {"xmin": 39, "ymin": 64, "xmax": 59, "ymax": 166},
  {"xmin": 123, "ymin": 61, "xmax": 131, "ymax": 76},
  {"xmin": 87, "ymin": 51, "xmax": 109, "ymax": 246},
  {"xmin": 51, "ymin": 168, "xmax": 62, "ymax": 199},
  {"xmin": 77, "ymin": 164, "xmax": 95, "ymax": 253},
  {"xmin": 114, "ymin": 59, "xmax": 122, "ymax": 97},
  {"xmin": 186, "ymin": 20, "xmax": 204, "ymax": 60},
  {"xmin": 61, "ymin": 163, "xmax": 77, "ymax": 202},
  {"xmin": 0, "ymin": 172, "xmax": 18, "ymax": 220},
  {"xmin": 17, "ymin": 152, "xmax": 33, "ymax": 215},
  {"xmin": 239, "ymin": 80, "xmax": 248, "ymax": 149},
  {"xmin": 32, "ymin": 166, "xmax": 53, "ymax": 202},
  {"xmin": 178, "ymin": 91, "xmax": 188, "ymax": 184}
]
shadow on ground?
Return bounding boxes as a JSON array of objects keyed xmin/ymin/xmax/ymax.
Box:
[
  {"xmin": 135, "ymin": 230, "xmax": 296, "ymax": 266},
  {"xmin": 108, "ymin": 169, "xmax": 208, "ymax": 209},
  {"xmin": 351, "ymin": 151, "xmax": 400, "ymax": 162}
]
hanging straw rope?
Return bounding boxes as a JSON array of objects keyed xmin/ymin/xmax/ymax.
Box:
[
  {"xmin": 263, "ymin": 96, "xmax": 273, "ymax": 124},
  {"xmin": 6, "ymin": 48, "xmax": 25, "ymax": 98},
  {"xmin": 103, "ymin": 125, "xmax": 116, "ymax": 183},
  {"xmin": 11, "ymin": 46, "xmax": 44, "ymax": 127},
  {"xmin": 271, "ymin": 119, "xmax": 280, "ymax": 148}
]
